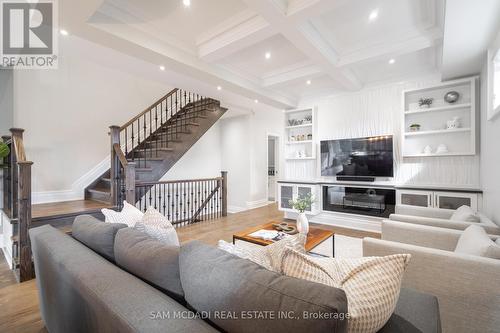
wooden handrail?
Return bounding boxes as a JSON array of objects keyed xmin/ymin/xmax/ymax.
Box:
[
  {"xmin": 136, "ymin": 177, "xmax": 223, "ymax": 186},
  {"xmin": 113, "ymin": 143, "xmax": 128, "ymax": 167},
  {"xmin": 120, "ymin": 88, "xmax": 179, "ymax": 130}
]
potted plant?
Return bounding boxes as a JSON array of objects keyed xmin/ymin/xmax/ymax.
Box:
[
  {"xmin": 289, "ymin": 193, "xmax": 314, "ymax": 234},
  {"xmin": 0, "ymin": 141, "xmax": 10, "ymax": 168},
  {"xmin": 418, "ymin": 98, "xmax": 433, "ymax": 108},
  {"xmin": 409, "ymin": 124, "xmax": 421, "ymax": 132}
]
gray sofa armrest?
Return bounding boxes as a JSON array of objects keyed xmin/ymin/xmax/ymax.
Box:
[
  {"xmin": 389, "ymin": 214, "xmax": 500, "ymax": 235},
  {"xmin": 363, "ymin": 238, "xmax": 500, "ymax": 333}
]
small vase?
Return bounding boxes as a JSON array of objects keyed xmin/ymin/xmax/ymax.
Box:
[{"xmin": 297, "ymin": 212, "xmax": 309, "ymax": 235}]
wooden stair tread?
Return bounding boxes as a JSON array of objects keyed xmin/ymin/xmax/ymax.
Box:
[
  {"xmin": 87, "ymin": 187, "xmax": 111, "ymax": 194},
  {"xmin": 128, "ymin": 157, "xmax": 164, "ymax": 162},
  {"xmin": 32, "ymin": 199, "xmax": 112, "ymax": 219}
]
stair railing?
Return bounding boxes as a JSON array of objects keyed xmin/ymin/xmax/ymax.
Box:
[
  {"xmin": 110, "ymin": 88, "xmax": 215, "ymax": 207},
  {"xmin": 1, "ymin": 128, "xmax": 34, "ymax": 282},
  {"xmin": 134, "ymin": 171, "xmax": 227, "ymax": 226}
]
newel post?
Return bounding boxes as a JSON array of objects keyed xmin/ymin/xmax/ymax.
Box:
[
  {"xmin": 18, "ymin": 160, "xmax": 34, "ymax": 282},
  {"xmin": 221, "ymin": 171, "xmax": 227, "ymax": 217},
  {"xmin": 125, "ymin": 162, "xmax": 136, "ymax": 205},
  {"xmin": 109, "ymin": 126, "xmax": 120, "ymax": 206}
]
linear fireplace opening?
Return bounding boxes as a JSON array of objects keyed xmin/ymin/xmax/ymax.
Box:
[{"xmin": 322, "ymin": 185, "xmax": 395, "ymax": 218}]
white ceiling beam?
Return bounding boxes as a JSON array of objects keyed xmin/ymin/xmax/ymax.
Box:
[
  {"xmin": 337, "ymin": 29, "xmax": 443, "ymax": 67},
  {"xmin": 286, "ymin": 0, "xmax": 351, "ymax": 22},
  {"xmin": 197, "ymin": 10, "xmax": 276, "ymax": 62},
  {"xmin": 241, "ymin": 0, "xmax": 362, "ymax": 90},
  {"xmin": 262, "ymin": 61, "xmax": 322, "ymax": 86}
]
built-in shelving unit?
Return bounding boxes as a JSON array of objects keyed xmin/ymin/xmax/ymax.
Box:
[
  {"xmin": 402, "ymin": 77, "xmax": 477, "ymax": 157},
  {"xmin": 284, "ymin": 108, "xmax": 316, "ymax": 160}
]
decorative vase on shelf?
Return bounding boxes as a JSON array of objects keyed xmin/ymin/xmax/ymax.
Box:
[{"xmin": 296, "ymin": 212, "xmax": 309, "ymax": 235}]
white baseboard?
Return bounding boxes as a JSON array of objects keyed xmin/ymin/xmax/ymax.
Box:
[
  {"xmin": 228, "ymin": 205, "xmax": 247, "ymax": 214},
  {"xmin": 246, "ymin": 199, "xmax": 269, "ymax": 210},
  {"xmin": 32, "ymin": 156, "xmax": 110, "ymax": 204},
  {"xmin": 310, "ymin": 211, "xmax": 382, "ymax": 233}
]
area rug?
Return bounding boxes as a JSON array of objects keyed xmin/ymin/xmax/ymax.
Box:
[{"xmin": 334, "ymin": 234, "xmax": 363, "ymax": 258}]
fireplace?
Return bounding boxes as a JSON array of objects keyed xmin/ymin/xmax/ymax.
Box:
[{"xmin": 322, "ymin": 185, "xmax": 395, "ymax": 218}]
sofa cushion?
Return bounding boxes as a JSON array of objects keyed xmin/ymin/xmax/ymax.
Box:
[
  {"xmin": 72, "ymin": 215, "xmax": 127, "ymax": 261},
  {"xmin": 378, "ymin": 288, "xmax": 441, "ymax": 333},
  {"xmin": 454, "ymin": 225, "xmax": 500, "ymax": 259},
  {"xmin": 180, "ymin": 240, "xmax": 348, "ymax": 333},
  {"xmin": 281, "ymin": 248, "xmax": 411, "ymax": 333},
  {"xmin": 114, "ymin": 228, "xmax": 183, "ymax": 299},
  {"xmin": 134, "ymin": 207, "xmax": 179, "ymax": 246},
  {"xmin": 102, "ymin": 201, "xmax": 144, "ymax": 227},
  {"xmin": 450, "ymin": 205, "xmax": 480, "ymax": 222}
]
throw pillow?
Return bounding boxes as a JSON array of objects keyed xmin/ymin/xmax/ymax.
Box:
[
  {"xmin": 281, "ymin": 248, "xmax": 411, "ymax": 333},
  {"xmin": 101, "ymin": 201, "xmax": 144, "ymax": 227},
  {"xmin": 454, "ymin": 225, "xmax": 500, "ymax": 259},
  {"xmin": 135, "ymin": 207, "xmax": 179, "ymax": 246},
  {"xmin": 450, "ymin": 205, "xmax": 480, "ymax": 222},
  {"xmin": 218, "ymin": 233, "xmax": 307, "ymax": 272}
]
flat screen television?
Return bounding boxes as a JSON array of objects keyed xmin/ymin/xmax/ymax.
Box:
[{"xmin": 320, "ymin": 136, "xmax": 394, "ymax": 178}]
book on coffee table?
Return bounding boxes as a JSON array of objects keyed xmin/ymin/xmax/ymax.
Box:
[{"xmin": 248, "ymin": 229, "xmax": 289, "ymax": 242}]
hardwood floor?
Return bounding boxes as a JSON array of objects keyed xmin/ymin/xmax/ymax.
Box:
[
  {"xmin": 32, "ymin": 199, "xmax": 111, "ymax": 219},
  {"xmin": 0, "ymin": 203, "xmax": 379, "ymax": 332}
]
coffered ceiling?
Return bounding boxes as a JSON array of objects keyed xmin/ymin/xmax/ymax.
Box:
[{"xmin": 61, "ymin": 0, "xmax": 446, "ymax": 108}]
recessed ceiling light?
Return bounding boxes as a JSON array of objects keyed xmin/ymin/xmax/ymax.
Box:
[
  {"xmin": 306, "ymin": 80, "xmax": 312, "ymax": 85},
  {"xmin": 182, "ymin": 0, "xmax": 191, "ymax": 7},
  {"xmin": 388, "ymin": 58, "xmax": 395, "ymax": 64},
  {"xmin": 60, "ymin": 29, "xmax": 69, "ymax": 36},
  {"xmin": 368, "ymin": 9, "xmax": 378, "ymax": 21},
  {"xmin": 159, "ymin": 65, "xmax": 165, "ymax": 71},
  {"xmin": 254, "ymin": 99, "xmax": 259, "ymax": 103},
  {"xmin": 217, "ymin": 86, "xmax": 222, "ymax": 91},
  {"xmin": 265, "ymin": 52, "xmax": 271, "ymax": 60}
]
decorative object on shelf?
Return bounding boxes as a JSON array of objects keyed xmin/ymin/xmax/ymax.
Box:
[
  {"xmin": 287, "ymin": 119, "xmax": 296, "ymax": 126},
  {"xmin": 290, "ymin": 135, "xmax": 296, "ymax": 141},
  {"xmin": 304, "ymin": 115, "xmax": 312, "ymax": 123},
  {"xmin": 297, "ymin": 119, "xmax": 304, "ymax": 125},
  {"xmin": 436, "ymin": 144, "xmax": 449, "ymax": 154},
  {"xmin": 289, "ymin": 193, "xmax": 314, "ymax": 235},
  {"xmin": 409, "ymin": 124, "xmax": 421, "ymax": 132},
  {"xmin": 272, "ymin": 222, "xmax": 298, "ymax": 235},
  {"xmin": 446, "ymin": 116, "xmax": 461, "ymax": 129},
  {"xmin": 307, "ymin": 133, "xmax": 313, "ymax": 140},
  {"xmin": 423, "ymin": 145, "xmax": 433, "ymax": 154},
  {"xmin": 418, "ymin": 97, "xmax": 434, "ymax": 108},
  {"xmin": 444, "ymin": 91, "xmax": 460, "ymax": 104}
]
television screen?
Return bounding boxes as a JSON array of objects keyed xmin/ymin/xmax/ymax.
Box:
[{"xmin": 320, "ymin": 136, "xmax": 394, "ymax": 177}]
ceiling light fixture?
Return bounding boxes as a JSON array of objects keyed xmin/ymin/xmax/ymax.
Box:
[
  {"xmin": 183, "ymin": 0, "xmax": 191, "ymax": 7},
  {"xmin": 265, "ymin": 52, "xmax": 271, "ymax": 60},
  {"xmin": 368, "ymin": 9, "xmax": 378, "ymax": 21},
  {"xmin": 217, "ymin": 86, "xmax": 222, "ymax": 91},
  {"xmin": 388, "ymin": 58, "xmax": 395, "ymax": 64},
  {"xmin": 159, "ymin": 65, "xmax": 165, "ymax": 71},
  {"xmin": 306, "ymin": 80, "xmax": 312, "ymax": 85},
  {"xmin": 60, "ymin": 29, "xmax": 69, "ymax": 36}
]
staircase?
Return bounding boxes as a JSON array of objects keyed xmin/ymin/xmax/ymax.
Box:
[
  {"xmin": 85, "ymin": 89, "xmax": 227, "ymax": 205},
  {"xmin": 1, "ymin": 88, "xmax": 228, "ymax": 282}
]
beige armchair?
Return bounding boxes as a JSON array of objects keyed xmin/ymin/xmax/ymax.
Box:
[
  {"xmin": 363, "ymin": 220, "xmax": 500, "ymax": 333},
  {"xmin": 390, "ymin": 205, "xmax": 500, "ymax": 235}
]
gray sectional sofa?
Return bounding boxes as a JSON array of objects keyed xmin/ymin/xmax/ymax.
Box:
[{"xmin": 29, "ymin": 215, "xmax": 442, "ymax": 333}]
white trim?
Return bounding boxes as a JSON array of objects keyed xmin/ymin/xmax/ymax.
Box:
[
  {"xmin": 246, "ymin": 199, "xmax": 269, "ymax": 210},
  {"xmin": 227, "ymin": 205, "xmax": 247, "ymax": 214},
  {"xmin": 32, "ymin": 156, "xmax": 110, "ymax": 204}
]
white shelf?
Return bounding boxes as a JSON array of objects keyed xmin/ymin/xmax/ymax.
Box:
[
  {"xmin": 404, "ymin": 151, "xmax": 474, "ymax": 158},
  {"xmin": 285, "ymin": 123, "xmax": 313, "ymax": 129},
  {"xmin": 285, "ymin": 108, "xmax": 313, "ymax": 114},
  {"xmin": 286, "ymin": 140, "xmax": 312, "ymax": 145},
  {"xmin": 404, "ymin": 128, "xmax": 471, "ymax": 137},
  {"xmin": 285, "ymin": 157, "xmax": 316, "ymax": 160},
  {"xmin": 405, "ymin": 103, "xmax": 471, "ymax": 115}
]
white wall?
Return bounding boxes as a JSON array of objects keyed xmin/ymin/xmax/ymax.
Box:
[
  {"xmin": 295, "ymin": 75, "xmax": 480, "ymax": 186},
  {"xmin": 480, "ymin": 55, "xmax": 500, "ymax": 224},
  {"xmin": 13, "ymin": 36, "xmax": 174, "ymax": 195}
]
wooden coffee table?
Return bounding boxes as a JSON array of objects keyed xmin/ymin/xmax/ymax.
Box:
[{"xmin": 233, "ymin": 222, "xmax": 335, "ymax": 257}]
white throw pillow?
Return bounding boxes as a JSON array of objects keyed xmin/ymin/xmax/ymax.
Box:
[
  {"xmin": 101, "ymin": 201, "xmax": 144, "ymax": 227},
  {"xmin": 218, "ymin": 233, "xmax": 306, "ymax": 272},
  {"xmin": 454, "ymin": 225, "xmax": 500, "ymax": 259},
  {"xmin": 281, "ymin": 248, "xmax": 411, "ymax": 333},
  {"xmin": 134, "ymin": 207, "xmax": 179, "ymax": 246},
  {"xmin": 450, "ymin": 205, "xmax": 480, "ymax": 222}
]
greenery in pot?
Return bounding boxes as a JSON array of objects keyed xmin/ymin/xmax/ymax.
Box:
[
  {"xmin": 289, "ymin": 193, "xmax": 314, "ymax": 213},
  {"xmin": 409, "ymin": 124, "xmax": 421, "ymax": 132},
  {"xmin": 0, "ymin": 141, "xmax": 10, "ymax": 168}
]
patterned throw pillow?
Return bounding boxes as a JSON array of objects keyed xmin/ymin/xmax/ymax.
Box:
[
  {"xmin": 101, "ymin": 201, "xmax": 144, "ymax": 227},
  {"xmin": 281, "ymin": 248, "xmax": 411, "ymax": 333},
  {"xmin": 218, "ymin": 233, "xmax": 306, "ymax": 272},
  {"xmin": 134, "ymin": 207, "xmax": 179, "ymax": 246}
]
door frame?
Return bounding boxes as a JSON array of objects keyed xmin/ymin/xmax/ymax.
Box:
[{"xmin": 266, "ymin": 133, "xmax": 280, "ymax": 202}]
